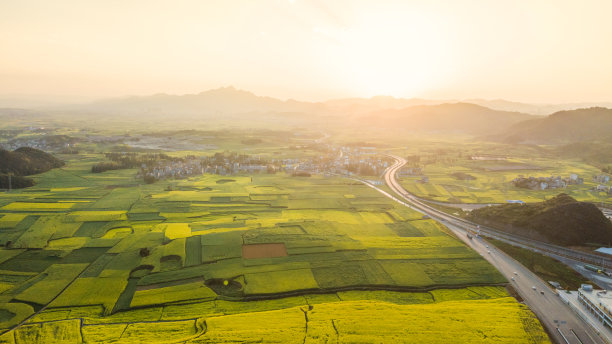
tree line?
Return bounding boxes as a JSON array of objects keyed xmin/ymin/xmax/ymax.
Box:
[{"xmin": 91, "ymin": 152, "xmax": 180, "ymax": 173}]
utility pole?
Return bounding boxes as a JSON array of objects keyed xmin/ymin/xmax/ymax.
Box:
[{"xmin": 7, "ymin": 173, "xmax": 11, "ymax": 193}]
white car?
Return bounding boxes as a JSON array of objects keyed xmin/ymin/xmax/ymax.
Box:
[
  {"xmin": 532, "ymin": 286, "xmax": 537, "ymax": 290},
  {"xmin": 513, "ymin": 272, "xmax": 518, "ymax": 275}
]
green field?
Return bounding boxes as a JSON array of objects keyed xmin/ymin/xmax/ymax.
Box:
[
  {"xmin": 0, "ymin": 286, "xmax": 547, "ymax": 343},
  {"xmin": 0, "ymin": 151, "xmax": 550, "ymax": 342},
  {"xmin": 399, "ymin": 156, "xmax": 610, "ymax": 205}
]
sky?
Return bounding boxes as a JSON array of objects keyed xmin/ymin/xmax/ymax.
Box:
[{"xmin": 1, "ymin": 0, "xmax": 612, "ymax": 104}]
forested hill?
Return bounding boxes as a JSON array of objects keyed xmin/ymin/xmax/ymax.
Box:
[
  {"xmin": 0, "ymin": 147, "xmax": 64, "ymax": 189},
  {"xmin": 468, "ymin": 194, "xmax": 612, "ymax": 246}
]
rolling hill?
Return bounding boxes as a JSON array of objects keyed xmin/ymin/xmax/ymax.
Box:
[
  {"xmin": 358, "ymin": 103, "xmax": 534, "ymax": 135},
  {"xmin": 0, "ymin": 147, "xmax": 64, "ymax": 176},
  {"xmin": 58, "ymin": 89, "xmax": 541, "ymax": 135},
  {"xmin": 0, "ymin": 147, "xmax": 65, "ymax": 189},
  {"xmin": 498, "ymin": 107, "xmax": 612, "ymax": 144}
]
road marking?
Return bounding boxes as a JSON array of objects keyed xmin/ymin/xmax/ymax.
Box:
[
  {"xmin": 571, "ymin": 329, "xmax": 585, "ymax": 344},
  {"xmin": 557, "ymin": 328, "xmax": 571, "ymax": 344},
  {"xmin": 584, "ymin": 329, "xmax": 598, "ymax": 344}
]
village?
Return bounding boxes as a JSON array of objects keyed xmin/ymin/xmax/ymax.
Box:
[
  {"xmin": 137, "ymin": 146, "xmax": 392, "ymax": 182},
  {"xmin": 512, "ymin": 173, "xmax": 612, "ymax": 194}
]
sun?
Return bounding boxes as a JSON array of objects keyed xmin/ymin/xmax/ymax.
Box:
[{"xmin": 315, "ymin": 6, "xmax": 455, "ymax": 98}]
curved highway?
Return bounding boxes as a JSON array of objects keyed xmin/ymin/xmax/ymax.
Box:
[{"xmin": 372, "ymin": 155, "xmax": 608, "ymax": 344}]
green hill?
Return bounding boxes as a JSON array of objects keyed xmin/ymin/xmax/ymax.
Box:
[
  {"xmin": 0, "ymin": 147, "xmax": 64, "ymax": 189},
  {"xmin": 468, "ymin": 194, "xmax": 612, "ymax": 246}
]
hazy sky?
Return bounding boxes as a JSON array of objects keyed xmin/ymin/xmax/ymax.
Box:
[{"xmin": 1, "ymin": 0, "xmax": 612, "ymax": 103}]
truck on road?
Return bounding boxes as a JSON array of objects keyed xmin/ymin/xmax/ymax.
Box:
[{"xmin": 584, "ymin": 264, "xmax": 604, "ymax": 274}]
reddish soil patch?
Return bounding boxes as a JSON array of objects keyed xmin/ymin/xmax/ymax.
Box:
[{"xmin": 242, "ymin": 243, "xmax": 288, "ymax": 259}]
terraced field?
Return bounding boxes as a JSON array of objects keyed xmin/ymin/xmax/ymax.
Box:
[{"xmin": 0, "ymin": 155, "xmax": 549, "ymax": 342}]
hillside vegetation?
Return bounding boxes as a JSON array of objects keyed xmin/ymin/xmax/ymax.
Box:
[
  {"xmin": 0, "ymin": 147, "xmax": 64, "ymax": 176},
  {"xmin": 468, "ymin": 193, "xmax": 612, "ymax": 246},
  {"xmin": 0, "ymin": 147, "xmax": 64, "ymax": 189}
]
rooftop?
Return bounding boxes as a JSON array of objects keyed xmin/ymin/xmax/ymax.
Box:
[{"xmin": 580, "ymin": 287, "xmax": 612, "ymax": 315}]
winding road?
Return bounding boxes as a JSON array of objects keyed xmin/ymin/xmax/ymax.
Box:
[{"xmin": 367, "ymin": 155, "xmax": 609, "ymax": 344}]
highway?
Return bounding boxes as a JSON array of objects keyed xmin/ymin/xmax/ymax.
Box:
[
  {"xmin": 370, "ymin": 156, "xmax": 608, "ymax": 344},
  {"xmin": 386, "ymin": 161, "xmax": 612, "ymax": 270}
]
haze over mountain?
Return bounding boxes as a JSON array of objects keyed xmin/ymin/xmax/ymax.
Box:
[
  {"xmin": 358, "ymin": 103, "xmax": 534, "ymax": 135},
  {"xmin": 461, "ymin": 99, "xmax": 612, "ymax": 116},
  {"xmin": 3, "ymin": 87, "xmax": 612, "ymax": 139},
  {"xmin": 498, "ymin": 107, "xmax": 612, "ymax": 144},
  {"xmin": 80, "ymin": 87, "xmax": 327, "ymax": 117},
  {"xmin": 14, "ymin": 86, "xmax": 611, "ymax": 117}
]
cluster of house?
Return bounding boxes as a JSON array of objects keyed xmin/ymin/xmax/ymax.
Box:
[
  {"xmin": 320, "ymin": 148, "xmax": 390, "ymax": 177},
  {"xmin": 138, "ymin": 159, "xmax": 204, "ymax": 180},
  {"xmin": 1, "ymin": 137, "xmax": 77, "ymax": 152},
  {"xmin": 510, "ymin": 173, "xmax": 612, "ymax": 193},
  {"xmin": 137, "ymin": 146, "xmax": 392, "ymax": 182},
  {"xmin": 594, "ymin": 185, "xmax": 612, "ymax": 193},
  {"xmin": 511, "ymin": 174, "xmax": 584, "ymax": 190},
  {"xmin": 594, "ymin": 174, "xmax": 611, "ymax": 183},
  {"xmin": 140, "ymin": 156, "xmax": 280, "ymax": 181},
  {"xmin": 138, "ymin": 154, "xmax": 314, "ymax": 181},
  {"xmin": 398, "ymin": 167, "xmax": 423, "ymax": 176},
  {"xmin": 593, "ymin": 175, "xmax": 612, "ymax": 194}
]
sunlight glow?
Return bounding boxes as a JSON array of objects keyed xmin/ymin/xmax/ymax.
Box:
[
  {"xmin": 0, "ymin": 0, "xmax": 611, "ymax": 102},
  {"xmin": 313, "ymin": 7, "xmax": 453, "ymax": 97}
]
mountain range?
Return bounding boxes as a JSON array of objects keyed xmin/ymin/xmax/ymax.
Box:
[
  {"xmin": 84, "ymin": 87, "xmax": 327, "ymax": 117},
  {"xmin": 3, "ymin": 87, "xmax": 612, "ymax": 143},
  {"xmin": 61, "ymin": 86, "xmax": 612, "ymax": 117}
]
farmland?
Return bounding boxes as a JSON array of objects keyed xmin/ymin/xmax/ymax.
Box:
[
  {"xmin": 0, "ymin": 147, "xmax": 549, "ymax": 342},
  {"xmin": 398, "ymin": 154, "xmax": 610, "ymax": 205},
  {"xmin": 0, "ymin": 287, "xmax": 548, "ymax": 343}
]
